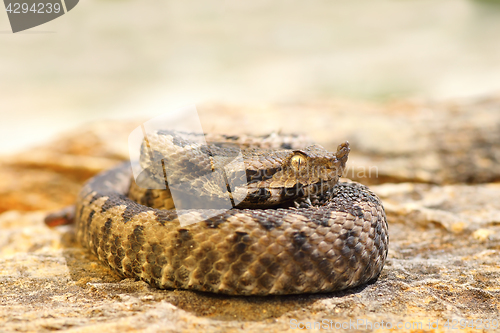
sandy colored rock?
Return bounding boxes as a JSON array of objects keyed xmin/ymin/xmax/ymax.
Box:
[
  {"xmin": 1, "ymin": 97, "xmax": 500, "ymax": 332},
  {"xmin": 374, "ymin": 182, "xmax": 500, "ymax": 232}
]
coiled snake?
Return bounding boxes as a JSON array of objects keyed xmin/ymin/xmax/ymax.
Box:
[{"xmin": 73, "ymin": 132, "xmax": 388, "ymax": 295}]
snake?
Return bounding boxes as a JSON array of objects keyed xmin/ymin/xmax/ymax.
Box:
[{"xmin": 72, "ymin": 131, "xmax": 388, "ymax": 295}]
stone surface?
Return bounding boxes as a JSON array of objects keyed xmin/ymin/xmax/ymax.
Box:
[{"xmin": 1, "ymin": 97, "xmax": 499, "ymax": 332}]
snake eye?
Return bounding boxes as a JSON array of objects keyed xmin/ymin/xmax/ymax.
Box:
[{"xmin": 290, "ymin": 153, "xmax": 307, "ymax": 171}]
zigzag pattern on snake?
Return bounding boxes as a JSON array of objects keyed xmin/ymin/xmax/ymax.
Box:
[{"xmin": 74, "ymin": 132, "xmax": 388, "ymax": 295}]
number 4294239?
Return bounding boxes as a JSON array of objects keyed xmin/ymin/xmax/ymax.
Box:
[{"xmin": 5, "ymin": 3, "xmax": 61, "ymax": 14}]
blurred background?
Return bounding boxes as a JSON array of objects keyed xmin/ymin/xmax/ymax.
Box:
[{"xmin": 1, "ymin": 0, "xmax": 500, "ymax": 154}]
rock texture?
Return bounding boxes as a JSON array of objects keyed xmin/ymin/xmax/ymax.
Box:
[{"xmin": 1, "ymin": 96, "xmax": 500, "ymax": 332}]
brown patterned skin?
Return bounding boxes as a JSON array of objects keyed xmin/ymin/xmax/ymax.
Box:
[{"xmin": 74, "ymin": 137, "xmax": 388, "ymax": 295}]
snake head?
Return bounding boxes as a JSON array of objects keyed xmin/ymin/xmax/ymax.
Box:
[{"xmin": 268, "ymin": 141, "xmax": 350, "ymax": 192}]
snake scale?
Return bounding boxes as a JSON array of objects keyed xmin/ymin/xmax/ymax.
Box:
[{"xmin": 74, "ymin": 132, "xmax": 388, "ymax": 295}]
